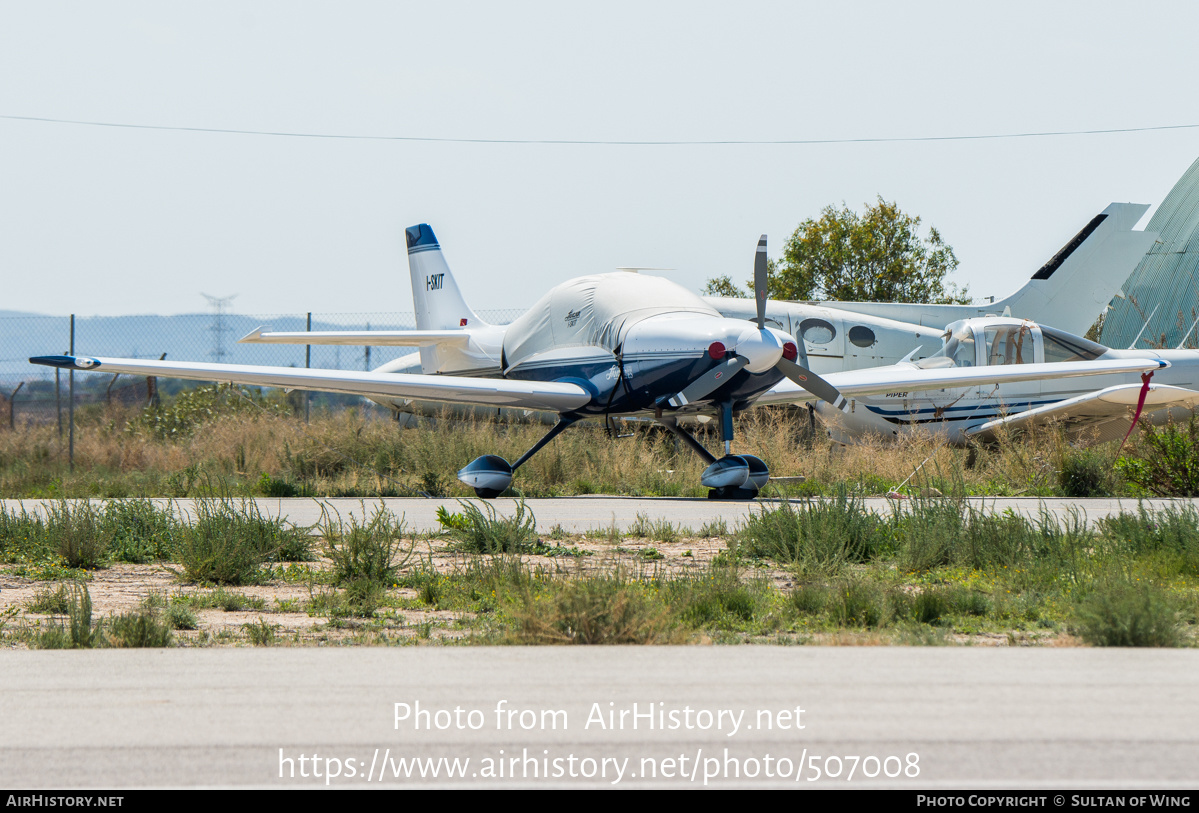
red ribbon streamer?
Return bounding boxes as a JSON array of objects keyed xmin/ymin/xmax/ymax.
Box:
[{"xmin": 1118, "ymin": 371, "xmax": 1155, "ymax": 449}]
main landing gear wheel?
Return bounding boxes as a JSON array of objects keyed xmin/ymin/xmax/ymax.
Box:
[{"xmin": 456, "ymin": 417, "xmax": 581, "ymax": 498}]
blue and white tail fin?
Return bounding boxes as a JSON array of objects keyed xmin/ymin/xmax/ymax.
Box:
[
  {"xmin": 405, "ymin": 224, "xmax": 499, "ymax": 374},
  {"xmin": 406, "ymin": 224, "xmax": 488, "ymax": 331}
]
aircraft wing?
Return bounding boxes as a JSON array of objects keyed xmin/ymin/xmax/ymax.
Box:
[
  {"xmin": 28, "ymin": 355, "xmax": 591, "ymax": 412},
  {"xmin": 965, "ymin": 383, "xmax": 1199, "ymax": 444},
  {"xmin": 239, "ymin": 327, "xmax": 471, "ymax": 346},
  {"xmin": 752, "ymin": 358, "xmax": 1170, "ymax": 406}
]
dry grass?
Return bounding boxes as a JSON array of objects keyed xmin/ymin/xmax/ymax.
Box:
[{"xmin": 0, "ymin": 394, "xmax": 1148, "ymax": 498}]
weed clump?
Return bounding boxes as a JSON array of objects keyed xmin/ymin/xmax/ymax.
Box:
[
  {"xmin": 1116, "ymin": 418, "xmax": 1199, "ymax": 496},
  {"xmin": 322, "ymin": 504, "xmax": 411, "ymax": 586},
  {"xmin": 449, "ymin": 500, "xmax": 538, "ymax": 554},
  {"xmin": 1058, "ymin": 447, "xmax": 1117, "ymax": 498},
  {"xmin": 176, "ymin": 496, "xmax": 305, "ymax": 584},
  {"xmin": 243, "ymin": 617, "xmax": 279, "ymax": 646},
  {"xmin": 26, "ymin": 585, "xmax": 72, "ymax": 615},
  {"xmin": 666, "ymin": 566, "xmax": 769, "ymax": 628},
  {"xmin": 737, "ymin": 489, "xmax": 888, "ymax": 573},
  {"xmin": 45, "ymin": 501, "xmax": 109, "ymax": 570},
  {"xmin": 1074, "ymin": 581, "xmax": 1181, "ymax": 647},
  {"xmin": 35, "ymin": 583, "xmax": 103, "ymax": 649},
  {"xmin": 319, "ymin": 503, "xmax": 412, "ymax": 617},
  {"xmin": 126, "ymin": 384, "xmax": 291, "ymax": 441},
  {"xmin": 627, "ymin": 513, "xmax": 685, "ymax": 544},
  {"xmin": 105, "ymin": 499, "xmax": 180, "ymax": 563},
  {"xmin": 826, "ymin": 578, "xmax": 888, "ymax": 628},
  {"xmin": 517, "ymin": 575, "xmax": 682, "ymax": 644},
  {"xmin": 107, "ymin": 608, "xmax": 174, "ymax": 648},
  {"xmin": 1098, "ymin": 504, "xmax": 1199, "ymax": 576}
]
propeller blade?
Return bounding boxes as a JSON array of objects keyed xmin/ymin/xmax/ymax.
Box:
[
  {"xmin": 754, "ymin": 234, "xmax": 768, "ymax": 330},
  {"xmin": 777, "ymin": 357, "xmax": 850, "ymax": 412},
  {"xmin": 666, "ymin": 356, "xmax": 749, "ymax": 408}
]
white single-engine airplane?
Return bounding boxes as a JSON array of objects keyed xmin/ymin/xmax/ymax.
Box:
[
  {"xmin": 30, "ymin": 225, "xmax": 1171, "ymax": 498},
  {"xmin": 752, "ymin": 315, "xmax": 1199, "ymax": 448}
]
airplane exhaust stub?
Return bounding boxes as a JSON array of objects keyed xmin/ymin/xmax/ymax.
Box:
[
  {"xmin": 457, "ymin": 455, "xmax": 514, "ymax": 496},
  {"xmin": 700, "ymin": 455, "xmax": 751, "ymax": 489}
]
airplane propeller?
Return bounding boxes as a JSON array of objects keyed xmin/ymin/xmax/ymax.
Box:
[
  {"xmin": 755, "ymin": 233, "xmax": 769, "ymax": 329},
  {"xmin": 666, "ymin": 235, "xmax": 851, "ymax": 413}
]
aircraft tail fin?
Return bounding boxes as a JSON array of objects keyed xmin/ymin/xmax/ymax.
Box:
[
  {"xmin": 990, "ymin": 202, "xmax": 1157, "ymax": 335},
  {"xmin": 798, "ymin": 202, "xmax": 1156, "ymax": 335},
  {"xmin": 405, "ymin": 224, "xmax": 493, "ymax": 373},
  {"xmin": 405, "ymin": 224, "xmax": 488, "ymax": 331}
]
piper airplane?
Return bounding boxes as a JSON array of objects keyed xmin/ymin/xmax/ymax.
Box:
[
  {"xmin": 752, "ymin": 315, "xmax": 1199, "ymax": 448},
  {"xmin": 31, "ymin": 226, "xmax": 1168, "ymax": 498}
]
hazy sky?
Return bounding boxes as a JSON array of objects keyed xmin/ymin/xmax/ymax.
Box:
[{"xmin": 2, "ymin": 1, "xmax": 1198, "ymax": 317}]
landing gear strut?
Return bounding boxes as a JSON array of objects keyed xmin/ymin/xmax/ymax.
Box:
[
  {"xmin": 457, "ymin": 415, "xmax": 580, "ymax": 498},
  {"xmin": 658, "ymin": 404, "xmax": 769, "ymax": 501}
]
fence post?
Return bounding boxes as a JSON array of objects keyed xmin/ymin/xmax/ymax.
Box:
[
  {"xmin": 6, "ymin": 382, "xmax": 24, "ymax": 430},
  {"xmin": 55, "ymin": 366, "xmax": 62, "ymax": 438},
  {"xmin": 68, "ymin": 314, "xmax": 75, "ymax": 473},
  {"xmin": 305, "ymin": 312, "xmax": 312, "ymax": 423}
]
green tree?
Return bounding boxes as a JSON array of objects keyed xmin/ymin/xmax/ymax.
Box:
[
  {"xmin": 703, "ymin": 275, "xmax": 751, "ymax": 298},
  {"xmin": 704, "ymin": 198, "xmax": 969, "ymax": 304}
]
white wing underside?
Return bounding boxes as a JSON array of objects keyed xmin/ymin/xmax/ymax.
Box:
[
  {"xmin": 965, "ymin": 383, "xmax": 1199, "ymax": 444},
  {"xmin": 34, "ymin": 355, "xmax": 1168, "ymax": 420},
  {"xmin": 55, "ymin": 356, "xmax": 591, "ymax": 412},
  {"xmin": 753, "ymin": 359, "xmax": 1170, "ymax": 406}
]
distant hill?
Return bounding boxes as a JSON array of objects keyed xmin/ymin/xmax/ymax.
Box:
[{"xmin": 0, "ymin": 309, "xmax": 524, "ymax": 383}]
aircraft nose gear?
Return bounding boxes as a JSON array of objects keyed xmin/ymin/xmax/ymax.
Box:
[
  {"xmin": 658, "ymin": 410, "xmax": 771, "ymax": 501},
  {"xmin": 701, "ymin": 453, "xmax": 770, "ymax": 500}
]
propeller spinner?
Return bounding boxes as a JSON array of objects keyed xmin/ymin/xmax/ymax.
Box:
[{"xmin": 667, "ymin": 235, "xmax": 851, "ymax": 412}]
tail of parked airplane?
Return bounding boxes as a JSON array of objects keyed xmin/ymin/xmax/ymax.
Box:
[
  {"xmin": 990, "ymin": 202, "xmax": 1155, "ymax": 333},
  {"xmin": 405, "ymin": 224, "xmax": 487, "ymax": 331},
  {"xmin": 808, "ymin": 202, "xmax": 1157, "ymax": 335},
  {"xmin": 404, "ymin": 223, "xmax": 497, "ymax": 373},
  {"xmin": 238, "ymin": 223, "xmax": 503, "ymax": 380}
]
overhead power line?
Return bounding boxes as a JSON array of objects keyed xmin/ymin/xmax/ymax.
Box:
[{"xmin": 2, "ymin": 114, "xmax": 1198, "ymax": 145}]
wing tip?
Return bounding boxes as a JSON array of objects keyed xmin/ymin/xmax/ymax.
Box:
[{"xmin": 30, "ymin": 355, "xmax": 99, "ymax": 370}]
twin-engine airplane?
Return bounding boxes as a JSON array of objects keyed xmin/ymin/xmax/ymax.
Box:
[
  {"xmin": 710, "ymin": 202, "xmax": 1157, "ymax": 374},
  {"xmin": 30, "ymin": 225, "xmax": 1171, "ymax": 498}
]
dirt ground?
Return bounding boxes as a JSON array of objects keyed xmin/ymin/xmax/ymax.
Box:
[
  {"xmin": 0, "ymin": 533, "xmax": 741, "ymax": 647},
  {"xmin": 0, "ymin": 532, "xmax": 1067, "ymax": 647}
]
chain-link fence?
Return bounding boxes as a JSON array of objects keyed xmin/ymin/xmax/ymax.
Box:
[{"xmin": 0, "ymin": 309, "xmax": 527, "ymax": 428}]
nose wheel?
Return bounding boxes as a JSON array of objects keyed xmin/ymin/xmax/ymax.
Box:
[{"xmin": 658, "ymin": 411, "xmax": 770, "ymax": 500}]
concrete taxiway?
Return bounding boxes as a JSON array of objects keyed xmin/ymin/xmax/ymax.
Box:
[
  {"xmin": 1, "ymin": 648, "xmax": 1198, "ymax": 789},
  {"xmin": 3, "ymin": 496, "xmax": 1198, "ymax": 533}
]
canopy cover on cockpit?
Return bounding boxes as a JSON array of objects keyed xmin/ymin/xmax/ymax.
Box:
[{"xmin": 502, "ymin": 273, "xmax": 720, "ymax": 369}]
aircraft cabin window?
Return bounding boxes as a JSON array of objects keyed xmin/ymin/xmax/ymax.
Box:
[
  {"xmin": 848, "ymin": 325, "xmax": 876, "ymax": 348},
  {"xmin": 799, "ymin": 318, "xmax": 836, "ymax": 345},
  {"xmin": 940, "ymin": 326, "xmax": 976, "ymax": 367},
  {"xmin": 984, "ymin": 325, "xmax": 1031, "ymax": 365},
  {"xmin": 1041, "ymin": 327, "xmax": 1105, "ymax": 363}
]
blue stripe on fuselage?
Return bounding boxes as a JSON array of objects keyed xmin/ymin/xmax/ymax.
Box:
[
  {"xmin": 506, "ymin": 353, "xmax": 784, "ymax": 415},
  {"xmin": 864, "ymin": 399, "xmax": 1060, "ymax": 425}
]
